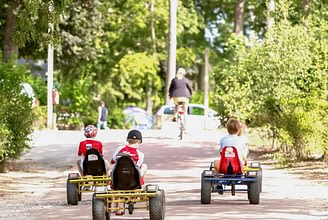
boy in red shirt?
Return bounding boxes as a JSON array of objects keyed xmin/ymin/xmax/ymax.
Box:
[
  {"xmin": 77, "ymin": 125, "xmax": 110, "ymax": 176},
  {"xmin": 111, "ymin": 129, "xmax": 147, "ymax": 215},
  {"xmin": 111, "ymin": 129, "xmax": 147, "ymax": 182}
]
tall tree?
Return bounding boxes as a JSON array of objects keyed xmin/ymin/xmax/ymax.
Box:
[{"xmin": 1, "ymin": 0, "xmax": 73, "ymax": 62}]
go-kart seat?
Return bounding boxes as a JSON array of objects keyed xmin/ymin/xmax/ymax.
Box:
[
  {"xmin": 111, "ymin": 156, "xmax": 141, "ymax": 190},
  {"xmin": 218, "ymin": 146, "xmax": 242, "ymax": 175},
  {"xmin": 82, "ymin": 148, "xmax": 107, "ymax": 176}
]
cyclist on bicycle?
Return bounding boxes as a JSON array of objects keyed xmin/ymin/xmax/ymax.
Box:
[{"xmin": 168, "ymin": 67, "xmax": 192, "ymax": 122}]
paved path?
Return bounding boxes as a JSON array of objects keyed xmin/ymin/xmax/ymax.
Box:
[{"xmin": 0, "ymin": 128, "xmax": 327, "ymax": 220}]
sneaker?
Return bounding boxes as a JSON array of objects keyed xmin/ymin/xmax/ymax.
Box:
[
  {"xmin": 82, "ymin": 186, "xmax": 91, "ymax": 191},
  {"xmin": 115, "ymin": 210, "xmax": 124, "ymax": 216}
]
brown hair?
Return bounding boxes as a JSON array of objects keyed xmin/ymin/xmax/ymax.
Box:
[
  {"xmin": 127, "ymin": 139, "xmax": 141, "ymax": 145},
  {"xmin": 226, "ymin": 118, "xmax": 241, "ymax": 135}
]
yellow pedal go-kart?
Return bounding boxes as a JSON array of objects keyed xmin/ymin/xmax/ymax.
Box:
[
  {"xmin": 92, "ymin": 156, "xmax": 165, "ymax": 220},
  {"xmin": 67, "ymin": 149, "xmax": 111, "ymax": 205}
]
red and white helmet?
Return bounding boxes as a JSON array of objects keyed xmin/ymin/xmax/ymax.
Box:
[{"xmin": 84, "ymin": 125, "xmax": 97, "ymax": 138}]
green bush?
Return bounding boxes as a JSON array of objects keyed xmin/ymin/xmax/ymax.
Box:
[{"xmin": 0, "ymin": 60, "xmax": 35, "ymax": 170}]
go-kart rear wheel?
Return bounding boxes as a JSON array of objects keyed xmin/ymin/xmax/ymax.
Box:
[
  {"xmin": 92, "ymin": 194, "xmax": 110, "ymax": 220},
  {"xmin": 201, "ymin": 173, "xmax": 212, "ymax": 204},
  {"xmin": 78, "ymin": 186, "xmax": 82, "ymax": 201},
  {"xmin": 67, "ymin": 173, "xmax": 80, "ymax": 205},
  {"xmin": 149, "ymin": 189, "xmax": 165, "ymax": 220},
  {"xmin": 258, "ymin": 168, "xmax": 262, "ymax": 192},
  {"xmin": 248, "ymin": 180, "xmax": 260, "ymax": 204}
]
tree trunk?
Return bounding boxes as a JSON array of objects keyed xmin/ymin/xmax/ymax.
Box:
[
  {"xmin": 302, "ymin": 0, "xmax": 311, "ymax": 13},
  {"xmin": 166, "ymin": 0, "xmax": 177, "ymax": 104},
  {"xmin": 302, "ymin": 0, "xmax": 311, "ymax": 27},
  {"xmin": 267, "ymin": 0, "xmax": 275, "ymax": 31},
  {"xmin": 3, "ymin": 5, "xmax": 19, "ymax": 61},
  {"xmin": 146, "ymin": 0, "xmax": 156, "ymax": 115},
  {"xmin": 233, "ymin": 0, "xmax": 245, "ymax": 36}
]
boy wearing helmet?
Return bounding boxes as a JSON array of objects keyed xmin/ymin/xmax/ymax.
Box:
[
  {"xmin": 111, "ymin": 129, "xmax": 147, "ymax": 182},
  {"xmin": 77, "ymin": 125, "xmax": 110, "ymax": 176}
]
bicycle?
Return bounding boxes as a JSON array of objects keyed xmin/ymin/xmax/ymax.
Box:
[{"xmin": 176, "ymin": 102, "xmax": 186, "ymax": 140}]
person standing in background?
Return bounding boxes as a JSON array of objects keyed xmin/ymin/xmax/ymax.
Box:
[{"xmin": 97, "ymin": 101, "xmax": 108, "ymax": 129}]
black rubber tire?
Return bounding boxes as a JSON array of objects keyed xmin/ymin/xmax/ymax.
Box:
[
  {"xmin": 200, "ymin": 173, "xmax": 211, "ymax": 204},
  {"xmin": 258, "ymin": 168, "xmax": 263, "ymax": 192},
  {"xmin": 92, "ymin": 194, "xmax": 110, "ymax": 220},
  {"xmin": 149, "ymin": 189, "xmax": 165, "ymax": 220},
  {"xmin": 78, "ymin": 186, "xmax": 82, "ymax": 201},
  {"xmin": 248, "ymin": 180, "xmax": 260, "ymax": 204},
  {"xmin": 67, "ymin": 178, "xmax": 79, "ymax": 205}
]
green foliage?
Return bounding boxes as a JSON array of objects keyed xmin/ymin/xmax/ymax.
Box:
[
  {"xmin": 212, "ymin": 34, "xmax": 254, "ymax": 121},
  {"xmin": 23, "ymin": 74, "xmax": 47, "ymax": 105},
  {"xmin": 111, "ymin": 52, "xmax": 160, "ymax": 104},
  {"xmin": 57, "ymin": 73, "xmax": 94, "ymax": 128},
  {"xmin": 212, "ymin": 13, "xmax": 328, "ymax": 160},
  {"xmin": 0, "ymin": 60, "xmax": 35, "ymax": 167}
]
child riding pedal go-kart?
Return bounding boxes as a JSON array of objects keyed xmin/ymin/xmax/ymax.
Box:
[
  {"xmin": 92, "ymin": 155, "xmax": 165, "ymax": 220},
  {"xmin": 92, "ymin": 130, "xmax": 165, "ymax": 220},
  {"xmin": 66, "ymin": 125, "xmax": 111, "ymax": 205},
  {"xmin": 67, "ymin": 148, "xmax": 111, "ymax": 205},
  {"xmin": 201, "ymin": 145, "xmax": 262, "ymax": 205}
]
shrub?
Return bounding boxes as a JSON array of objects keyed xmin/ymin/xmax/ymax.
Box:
[{"xmin": 0, "ymin": 60, "xmax": 35, "ymax": 171}]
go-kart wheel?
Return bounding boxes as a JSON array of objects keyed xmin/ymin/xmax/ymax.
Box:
[
  {"xmin": 92, "ymin": 194, "xmax": 110, "ymax": 220},
  {"xmin": 78, "ymin": 186, "xmax": 82, "ymax": 201},
  {"xmin": 258, "ymin": 168, "xmax": 262, "ymax": 192},
  {"xmin": 248, "ymin": 180, "xmax": 260, "ymax": 204},
  {"xmin": 149, "ymin": 189, "xmax": 165, "ymax": 220},
  {"xmin": 67, "ymin": 174, "xmax": 79, "ymax": 205},
  {"xmin": 201, "ymin": 173, "xmax": 212, "ymax": 204}
]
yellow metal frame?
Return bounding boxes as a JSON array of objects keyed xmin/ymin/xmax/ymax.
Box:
[
  {"xmin": 69, "ymin": 175, "xmax": 111, "ymax": 193},
  {"xmin": 242, "ymin": 166, "xmax": 261, "ymax": 172},
  {"xmin": 95, "ymin": 189, "xmax": 158, "ymax": 212}
]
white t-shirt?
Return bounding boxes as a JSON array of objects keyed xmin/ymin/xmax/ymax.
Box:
[{"xmin": 219, "ymin": 134, "xmax": 248, "ymax": 162}]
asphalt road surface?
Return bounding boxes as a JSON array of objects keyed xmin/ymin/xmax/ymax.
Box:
[{"xmin": 0, "ymin": 128, "xmax": 327, "ymax": 220}]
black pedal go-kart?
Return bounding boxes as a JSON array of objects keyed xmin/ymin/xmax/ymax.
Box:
[
  {"xmin": 201, "ymin": 146, "xmax": 262, "ymax": 205},
  {"xmin": 92, "ymin": 156, "xmax": 165, "ymax": 220},
  {"xmin": 67, "ymin": 148, "xmax": 111, "ymax": 205}
]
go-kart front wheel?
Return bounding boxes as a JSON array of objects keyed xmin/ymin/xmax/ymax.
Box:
[
  {"xmin": 92, "ymin": 194, "xmax": 110, "ymax": 220},
  {"xmin": 149, "ymin": 189, "xmax": 165, "ymax": 220},
  {"xmin": 201, "ymin": 173, "xmax": 212, "ymax": 204},
  {"xmin": 248, "ymin": 180, "xmax": 260, "ymax": 204}
]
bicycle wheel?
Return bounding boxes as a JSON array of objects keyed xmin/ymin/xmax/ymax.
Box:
[{"xmin": 177, "ymin": 114, "xmax": 184, "ymax": 140}]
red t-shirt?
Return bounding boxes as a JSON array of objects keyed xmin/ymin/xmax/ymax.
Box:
[
  {"xmin": 78, "ymin": 139, "xmax": 103, "ymax": 156},
  {"xmin": 111, "ymin": 145, "xmax": 144, "ymax": 167}
]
